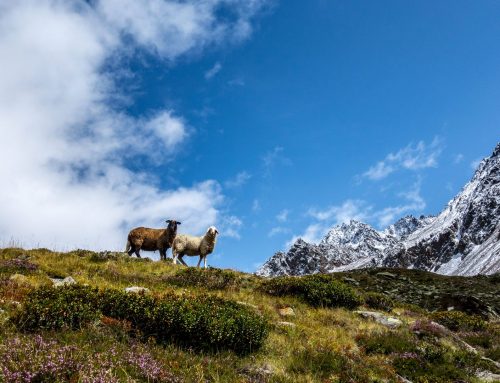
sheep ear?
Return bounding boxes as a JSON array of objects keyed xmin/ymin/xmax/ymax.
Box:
[
  {"xmin": 215, "ymin": 229, "xmax": 219, "ymax": 234},
  {"xmin": 166, "ymin": 220, "xmax": 171, "ymax": 223},
  {"xmin": 177, "ymin": 221, "xmax": 182, "ymax": 225}
]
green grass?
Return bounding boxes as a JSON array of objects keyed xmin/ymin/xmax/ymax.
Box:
[{"xmin": 0, "ymin": 247, "xmax": 498, "ymax": 382}]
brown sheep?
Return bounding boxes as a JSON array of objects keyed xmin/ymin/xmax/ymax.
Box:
[{"xmin": 125, "ymin": 220, "xmax": 181, "ymax": 260}]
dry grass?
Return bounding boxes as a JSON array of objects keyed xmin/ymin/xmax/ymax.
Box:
[{"xmin": 0, "ymin": 247, "xmax": 498, "ymax": 383}]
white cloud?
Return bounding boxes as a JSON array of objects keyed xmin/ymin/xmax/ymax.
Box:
[
  {"xmin": 218, "ymin": 215, "xmax": 243, "ymax": 239},
  {"xmin": 288, "ymin": 183, "xmax": 426, "ymax": 248},
  {"xmin": 224, "ymin": 171, "xmax": 251, "ymax": 188},
  {"xmin": 268, "ymin": 226, "xmax": 289, "ymax": 237},
  {"xmin": 205, "ymin": 62, "xmax": 222, "ymax": 79},
  {"xmin": 453, "ymin": 153, "xmax": 464, "ymax": 164},
  {"xmin": 0, "ymin": 0, "xmax": 266, "ymax": 251},
  {"xmin": 374, "ymin": 181, "xmax": 426, "ymax": 227},
  {"xmin": 470, "ymin": 158, "xmax": 482, "ymax": 171},
  {"xmin": 252, "ymin": 199, "xmax": 261, "ymax": 212},
  {"xmin": 287, "ymin": 200, "xmax": 370, "ymax": 247},
  {"xmin": 363, "ymin": 138, "xmax": 443, "ymax": 181},
  {"xmin": 307, "ymin": 200, "xmax": 369, "ymax": 223},
  {"xmin": 262, "ymin": 146, "xmax": 291, "ymax": 176},
  {"xmin": 276, "ymin": 209, "xmax": 289, "ymax": 222}
]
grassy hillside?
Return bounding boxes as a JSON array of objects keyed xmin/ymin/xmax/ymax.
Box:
[{"xmin": 0, "ymin": 248, "xmax": 499, "ymax": 383}]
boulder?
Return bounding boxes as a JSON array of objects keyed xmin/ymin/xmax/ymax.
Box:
[
  {"xmin": 355, "ymin": 310, "xmax": 402, "ymax": 328},
  {"xmin": 51, "ymin": 276, "xmax": 77, "ymax": 287},
  {"xmin": 125, "ymin": 286, "xmax": 150, "ymax": 294},
  {"xmin": 278, "ymin": 307, "xmax": 295, "ymax": 317}
]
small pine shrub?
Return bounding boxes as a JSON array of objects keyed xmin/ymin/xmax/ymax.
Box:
[
  {"xmin": 431, "ymin": 311, "xmax": 486, "ymax": 332},
  {"xmin": 12, "ymin": 285, "xmax": 268, "ymax": 354},
  {"xmin": 261, "ymin": 274, "xmax": 362, "ymax": 309},
  {"xmin": 165, "ymin": 267, "xmax": 239, "ymax": 290},
  {"xmin": 98, "ymin": 289, "xmax": 268, "ymax": 354},
  {"xmin": 11, "ymin": 284, "xmax": 100, "ymax": 331},
  {"xmin": 363, "ymin": 292, "xmax": 394, "ymax": 312}
]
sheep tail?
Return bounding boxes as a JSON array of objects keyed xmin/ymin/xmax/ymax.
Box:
[{"xmin": 125, "ymin": 240, "xmax": 131, "ymax": 253}]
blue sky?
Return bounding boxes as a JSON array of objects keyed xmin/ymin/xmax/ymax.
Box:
[{"xmin": 0, "ymin": 0, "xmax": 498, "ymax": 272}]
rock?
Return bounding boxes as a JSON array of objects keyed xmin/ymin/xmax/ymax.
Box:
[
  {"xmin": 278, "ymin": 307, "xmax": 295, "ymax": 317},
  {"xmin": 355, "ymin": 310, "xmax": 402, "ymax": 328},
  {"xmin": 9, "ymin": 274, "xmax": 29, "ymax": 284},
  {"xmin": 476, "ymin": 370, "xmax": 500, "ymax": 382},
  {"xmin": 276, "ymin": 321, "xmax": 296, "ymax": 328},
  {"xmin": 376, "ymin": 272, "xmax": 397, "ymax": 279},
  {"xmin": 51, "ymin": 276, "xmax": 77, "ymax": 287},
  {"xmin": 125, "ymin": 286, "xmax": 150, "ymax": 294},
  {"xmin": 343, "ymin": 277, "xmax": 360, "ymax": 286},
  {"xmin": 240, "ymin": 363, "xmax": 274, "ymax": 382}
]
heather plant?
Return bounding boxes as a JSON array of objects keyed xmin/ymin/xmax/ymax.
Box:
[
  {"xmin": 363, "ymin": 291, "xmax": 395, "ymax": 312},
  {"xmin": 410, "ymin": 319, "xmax": 447, "ymax": 338},
  {"xmin": 0, "ymin": 258, "xmax": 38, "ymax": 274},
  {"xmin": 260, "ymin": 274, "xmax": 362, "ymax": 309},
  {"xmin": 431, "ymin": 310, "xmax": 486, "ymax": 332},
  {"xmin": 165, "ymin": 267, "xmax": 239, "ymax": 290},
  {"xmin": 0, "ymin": 335, "xmax": 181, "ymax": 383}
]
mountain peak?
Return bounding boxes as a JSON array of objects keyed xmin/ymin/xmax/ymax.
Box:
[{"xmin": 258, "ymin": 142, "xmax": 500, "ymax": 278}]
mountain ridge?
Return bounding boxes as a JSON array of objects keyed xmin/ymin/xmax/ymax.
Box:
[{"xmin": 257, "ymin": 142, "xmax": 500, "ymax": 277}]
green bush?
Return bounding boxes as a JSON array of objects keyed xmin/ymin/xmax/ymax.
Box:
[
  {"xmin": 165, "ymin": 267, "xmax": 239, "ymax": 290},
  {"xmin": 11, "ymin": 284, "xmax": 100, "ymax": 331},
  {"xmin": 12, "ymin": 285, "xmax": 268, "ymax": 354},
  {"xmin": 261, "ymin": 274, "xmax": 362, "ymax": 309},
  {"xmin": 363, "ymin": 292, "xmax": 394, "ymax": 312},
  {"xmin": 431, "ymin": 311, "xmax": 486, "ymax": 332}
]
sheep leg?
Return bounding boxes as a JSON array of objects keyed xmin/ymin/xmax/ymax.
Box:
[
  {"xmin": 204, "ymin": 256, "xmax": 207, "ymax": 269},
  {"xmin": 127, "ymin": 246, "xmax": 135, "ymax": 257},
  {"xmin": 159, "ymin": 249, "xmax": 166, "ymax": 261},
  {"xmin": 196, "ymin": 256, "xmax": 202, "ymax": 268},
  {"xmin": 178, "ymin": 255, "xmax": 188, "ymax": 266},
  {"xmin": 134, "ymin": 248, "xmax": 141, "ymax": 258}
]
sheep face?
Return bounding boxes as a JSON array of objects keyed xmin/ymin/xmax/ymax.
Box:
[
  {"xmin": 207, "ymin": 226, "xmax": 219, "ymax": 237},
  {"xmin": 166, "ymin": 220, "xmax": 181, "ymax": 231}
]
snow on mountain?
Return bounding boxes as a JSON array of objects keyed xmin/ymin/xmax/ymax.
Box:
[{"xmin": 257, "ymin": 142, "xmax": 500, "ymax": 277}]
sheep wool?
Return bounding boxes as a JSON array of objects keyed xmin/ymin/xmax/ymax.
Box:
[{"xmin": 172, "ymin": 226, "xmax": 219, "ymax": 268}]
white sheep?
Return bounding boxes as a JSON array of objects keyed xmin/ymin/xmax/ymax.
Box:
[{"xmin": 172, "ymin": 226, "xmax": 219, "ymax": 268}]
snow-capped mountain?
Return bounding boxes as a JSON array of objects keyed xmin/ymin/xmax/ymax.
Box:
[{"xmin": 257, "ymin": 142, "xmax": 500, "ymax": 277}]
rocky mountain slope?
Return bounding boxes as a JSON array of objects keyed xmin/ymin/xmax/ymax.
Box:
[{"xmin": 258, "ymin": 142, "xmax": 500, "ymax": 277}]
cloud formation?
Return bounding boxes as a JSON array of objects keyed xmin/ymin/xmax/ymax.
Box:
[
  {"xmin": 362, "ymin": 138, "xmax": 443, "ymax": 181},
  {"xmin": 0, "ymin": 0, "xmax": 266, "ymax": 250},
  {"xmin": 205, "ymin": 62, "xmax": 222, "ymax": 79}
]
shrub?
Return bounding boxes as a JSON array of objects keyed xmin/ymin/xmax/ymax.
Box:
[
  {"xmin": 12, "ymin": 285, "xmax": 268, "ymax": 354},
  {"xmin": 431, "ymin": 311, "xmax": 486, "ymax": 332},
  {"xmin": 165, "ymin": 267, "xmax": 239, "ymax": 290},
  {"xmin": 363, "ymin": 292, "xmax": 394, "ymax": 312},
  {"xmin": 261, "ymin": 274, "xmax": 362, "ymax": 309},
  {"xmin": 11, "ymin": 284, "xmax": 100, "ymax": 331},
  {"xmin": 98, "ymin": 289, "xmax": 268, "ymax": 354}
]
